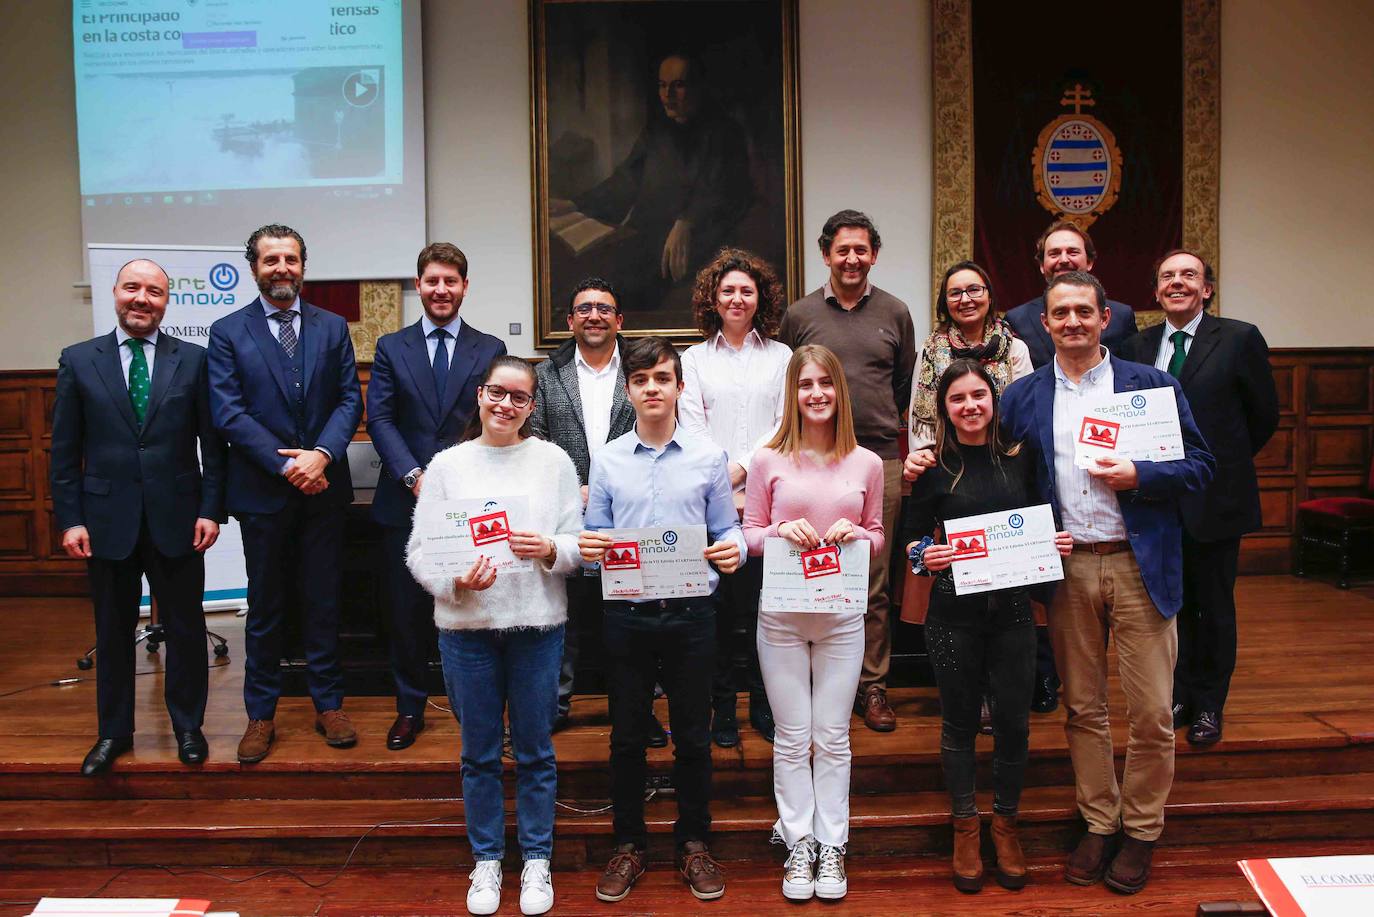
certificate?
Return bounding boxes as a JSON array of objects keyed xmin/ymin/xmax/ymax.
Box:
[
  {"xmin": 598, "ymin": 525, "xmax": 712, "ymax": 600},
  {"xmin": 1074, "ymin": 386, "xmax": 1185, "ymax": 469},
  {"xmin": 760, "ymin": 537, "xmax": 870, "ymax": 614},
  {"xmin": 413, "ymin": 496, "xmax": 534, "ymax": 577},
  {"xmin": 944, "ymin": 504, "xmax": 1063, "ymax": 596}
]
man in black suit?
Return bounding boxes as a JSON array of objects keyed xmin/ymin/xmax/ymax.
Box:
[
  {"xmin": 51, "ymin": 259, "xmax": 227, "ymax": 774},
  {"xmin": 1119, "ymin": 250, "xmax": 1279, "ymax": 746},
  {"xmin": 366, "ymin": 242, "xmax": 506, "ymax": 750}
]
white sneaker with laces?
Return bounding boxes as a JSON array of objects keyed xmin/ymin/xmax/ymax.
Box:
[
  {"xmin": 781, "ymin": 836, "xmax": 817, "ymax": 900},
  {"xmin": 466, "ymin": 859, "xmax": 502, "ymax": 915},
  {"xmin": 815, "ymin": 843, "xmax": 848, "ymax": 899},
  {"xmin": 519, "ymin": 858, "xmax": 554, "ymax": 915}
]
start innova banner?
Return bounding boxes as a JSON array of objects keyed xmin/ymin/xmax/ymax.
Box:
[{"xmin": 88, "ymin": 243, "xmax": 256, "ymax": 611}]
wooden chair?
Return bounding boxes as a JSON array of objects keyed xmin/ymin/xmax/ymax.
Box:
[{"xmin": 1296, "ymin": 453, "xmax": 1374, "ymax": 588}]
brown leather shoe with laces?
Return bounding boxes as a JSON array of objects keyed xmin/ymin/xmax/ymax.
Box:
[
  {"xmin": 315, "ymin": 708, "xmax": 358, "ymax": 748},
  {"xmin": 237, "ymin": 719, "xmax": 275, "ymax": 764},
  {"xmin": 678, "ymin": 840, "xmax": 725, "ymax": 900},
  {"xmin": 595, "ymin": 843, "xmax": 645, "ymax": 902},
  {"xmin": 856, "ymin": 685, "xmax": 897, "ymax": 732}
]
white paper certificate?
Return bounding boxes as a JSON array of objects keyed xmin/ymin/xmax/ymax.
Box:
[
  {"xmin": 944, "ymin": 504, "xmax": 1063, "ymax": 596},
  {"xmin": 413, "ymin": 496, "xmax": 533, "ymax": 577},
  {"xmin": 760, "ymin": 537, "xmax": 870, "ymax": 614},
  {"xmin": 598, "ymin": 525, "xmax": 711, "ymax": 600},
  {"xmin": 1073, "ymin": 386, "xmax": 1185, "ymax": 469}
]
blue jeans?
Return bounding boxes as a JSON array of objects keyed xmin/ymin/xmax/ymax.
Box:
[{"xmin": 438, "ymin": 625, "xmax": 564, "ymax": 862}]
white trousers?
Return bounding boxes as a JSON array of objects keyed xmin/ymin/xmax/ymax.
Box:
[{"xmin": 757, "ymin": 608, "xmax": 865, "ymax": 847}]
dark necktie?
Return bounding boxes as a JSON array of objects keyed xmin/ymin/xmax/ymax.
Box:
[
  {"xmin": 432, "ymin": 328, "xmax": 450, "ymax": 401},
  {"xmin": 125, "ymin": 338, "xmax": 150, "ymax": 425},
  {"xmin": 1166, "ymin": 329, "xmax": 1188, "ymax": 377},
  {"xmin": 271, "ymin": 310, "xmax": 298, "ymax": 358}
]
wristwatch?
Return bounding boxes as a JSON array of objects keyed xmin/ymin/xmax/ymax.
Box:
[{"xmin": 402, "ymin": 468, "xmax": 422, "ymax": 489}]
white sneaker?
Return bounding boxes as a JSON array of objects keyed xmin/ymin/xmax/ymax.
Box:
[
  {"xmin": 781, "ymin": 836, "xmax": 817, "ymax": 900},
  {"xmin": 466, "ymin": 859, "xmax": 502, "ymax": 915},
  {"xmin": 815, "ymin": 843, "xmax": 848, "ymax": 899},
  {"xmin": 519, "ymin": 858, "xmax": 554, "ymax": 915}
]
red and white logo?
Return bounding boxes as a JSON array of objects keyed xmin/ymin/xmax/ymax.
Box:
[
  {"xmin": 602, "ymin": 542, "xmax": 642, "ymax": 571},
  {"xmin": 948, "ymin": 530, "xmax": 989, "ymax": 561},
  {"xmin": 1077, "ymin": 416, "xmax": 1121, "ymax": 450},
  {"xmin": 469, "ymin": 510, "xmax": 511, "ymax": 546},
  {"xmin": 801, "ymin": 545, "xmax": 841, "ymax": 579}
]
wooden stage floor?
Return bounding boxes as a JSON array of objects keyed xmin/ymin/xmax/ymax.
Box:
[{"xmin": 0, "ymin": 574, "xmax": 1372, "ymax": 915}]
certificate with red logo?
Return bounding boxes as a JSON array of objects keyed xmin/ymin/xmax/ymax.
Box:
[
  {"xmin": 760, "ymin": 538, "xmax": 870, "ymax": 614},
  {"xmin": 413, "ymin": 497, "xmax": 533, "ymax": 576},
  {"xmin": 943, "ymin": 504, "xmax": 1062, "ymax": 596},
  {"xmin": 598, "ymin": 525, "xmax": 711, "ymax": 600},
  {"xmin": 1074, "ymin": 386, "xmax": 1184, "ymax": 469}
]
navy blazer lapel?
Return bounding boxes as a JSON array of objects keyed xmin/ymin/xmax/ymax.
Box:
[
  {"xmin": 92, "ymin": 332, "xmax": 140, "ymax": 436},
  {"xmin": 1138, "ymin": 322, "xmax": 1166, "ymax": 365},
  {"xmin": 440, "ymin": 322, "xmax": 482, "ymax": 421},
  {"xmin": 555, "ymin": 355, "xmax": 586, "ymax": 433},
  {"xmin": 247, "ymin": 303, "xmax": 292, "ymax": 402},
  {"xmin": 1111, "ymin": 354, "xmax": 1145, "ymax": 393},
  {"xmin": 140, "ymin": 334, "xmax": 180, "ymax": 431},
  {"xmin": 300, "ymin": 304, "xmax": 326, "ymax": 397},
  {"xmin": 1032, "ymin": 371, "xmax": 1056, "ymax": 490},
  {"xmin": 399, "ymin": 320, "xmax": 441, "ymax": 422},
  {"xmin": 1178, "ymin": 313, "xmax": 1220, "ymax": 387}
]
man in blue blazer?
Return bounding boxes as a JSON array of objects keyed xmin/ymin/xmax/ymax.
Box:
[
  {"xmin": 366, "ymin": 242, "xmax": 506, "ymax": 750},
  {"xmin": 207, "ymin": 224, "xmax": 364, "ymax": 763},
  {"xmin": 52, "ymin": 259, "xmax": 227, "ymax": 775}
]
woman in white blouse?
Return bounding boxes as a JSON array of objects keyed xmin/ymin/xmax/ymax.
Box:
[{"xmin": 680, "ymin": 247, "xmax": 792, "ymax": 748}]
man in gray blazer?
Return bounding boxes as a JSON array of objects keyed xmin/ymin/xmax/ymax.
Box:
[{"xmin": 530, "ymin": 278, "xmax": 636, "ymax": 730}]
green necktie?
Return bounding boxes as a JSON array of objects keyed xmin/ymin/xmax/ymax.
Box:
[
  {"xmin": 1166, "ymin": 329, "xmax": 1188, "ymax": 377},
  {"xmin": 126, "ymin": 338, "xmax": 150, "ymax": 424}
]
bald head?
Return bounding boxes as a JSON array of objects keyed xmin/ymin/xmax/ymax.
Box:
[{"xmin": 113, "ymin": 259, "xmax": 169, "ymax": 338}]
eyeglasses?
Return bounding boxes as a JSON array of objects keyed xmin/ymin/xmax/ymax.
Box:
[
  {"xmin": 946, "ymin": 284, "xmax": 987, "ymax": 301},
  {"xmin": 572, "ymin": 303, "xmax": 618, "ymax": 317},
  {"xmin": 480, "ymin": 384, "xmax": 533, "ymax": 408},
  {"xmin": 1158, "ymin": 269, "xmax": 1202, "ymax": 283}
]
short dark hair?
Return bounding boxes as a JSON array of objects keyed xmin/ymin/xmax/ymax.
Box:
[
  {"xmin": 417, "ymin": 242, "xmax": 468, "ymax": 279},
  {"xmin": 1045, "ymin": 270, "xmax": 1107, "ymax": 312},
  {"xmin": 1152, "ymin": 248, "xmax": 1216, "ymax": 306},
  {"xmin": 1034, "ymin": 219, "xmax": 1096, "ymax": 265},
  {"xmin": 818, "ymin": 209, "xmax": 881, "ymax": 255},
  {"xmin": 245, "ymin": 224, "xmax": 306, "ymax": 268},
  {"xmin": 934, "ymin": 260, "xmax": 996, "ymax": 328},
  {"xmin": 623, "ymin": 336, "xmax": 682, "ymax": 385},
  {"xmin": 567, "ymin": 277, "xmax": 619, "ymax": 316},
  {"xmin": 690, "ymin": 248, "xmax": 784, "ymax": 338}
]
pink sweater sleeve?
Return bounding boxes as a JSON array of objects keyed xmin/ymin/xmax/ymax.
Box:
[
  {"xmin": 854, "ymin": 451, "xmax": 886, "ymax": 556},
  {"xmin": 742, "ymin": 450, "xmax": 779, "ymax": 556}
]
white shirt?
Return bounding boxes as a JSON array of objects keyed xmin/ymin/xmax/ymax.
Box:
[
  {"xmin": 115, "ymin": 328, "xmax": 158, "ymax": 389},
  {"xmin": 679, "ymin": 330, "xmax": 792, "ymax": 481},
  {"xmin": 262, "ymin": 297, "xmax": 301, "ymax": 342},
  {"xmin": 422, "ymin": 314, "xmax": 463, "ymax": 370},
  {"xmin": 575, "ymin": 344, "xmax": 621, "ymax": 458},
  {"xmin": 1052, "ymin": 347, "xmax": 1128, "ymax": 542},
  {"xmin": 1153, "ymin": 309, "xmax": 1204, "ymax": 372}
]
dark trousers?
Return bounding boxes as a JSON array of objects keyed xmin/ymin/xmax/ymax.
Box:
[
  {"xmin": 558, "ymin": 570, "xmax": 602, "ymax": 717},
  {"xmin": 86, "ymin": 523, "xmax": 208, "ymax": 738},
  {"xmin": 239, "ymin": 496, "xmax": 345, "ymax": 720},
  {"xmin": 713, "ymin": 556, "xmax": 766, "ymax": 711},
  {"xmin": 604, "ymin": 597, "xmax": 716, "ymax": 850},
  {"xmin": 926, "ymin": 620, "xmax": 1035, "ymax": 817},
  {"xmin": 1174, "ymin": 535, "xmax": 1241, "ymax": 714},
  {"xmin": 382, "ymin": 524, "xmax": 437, "ymax": 716},
  {"xmin": 1035, "ymin": 624, "xmax": 1060, "ymax": 687}
]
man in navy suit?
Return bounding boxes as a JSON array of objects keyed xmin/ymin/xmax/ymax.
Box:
[
  {"xmin": 207, "ymin": 224, "xmax": 364, "ymax": 763},
  {"xmin": 51, "ymin": 259, "xmax": 227, "ymax": 774},
  {"xmin": 366, "ymin": 242, "xmax": 506, "ymax": 750}
]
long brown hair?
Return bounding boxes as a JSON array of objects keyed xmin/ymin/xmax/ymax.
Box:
[
  {"xmin": 461, "ymin": 356, "xmax": 538, "ymax": 443},
  {"xmin": 933, "ymin": 359, "xmax": 1020, "ymax": 488},
  {"xmin": 764, "ymin": 345, "xmax": 858, "ymax": 463}
]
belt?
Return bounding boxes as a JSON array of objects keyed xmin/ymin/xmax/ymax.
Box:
[{"xmin": 1072, "ymin": 540, "xmax": 1131, "ymax": 556}]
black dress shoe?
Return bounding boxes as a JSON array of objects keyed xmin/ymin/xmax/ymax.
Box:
[
  {"xmin": 646, "ymin": 714, "xmax": 669, "ymax": 749},
  {"xmin": 81, "ymin": 736, "xmax": 132, "ymax": 776},
  {"xmin": 386, "ymin": 714, "xmax": 425, "ymax": 751},
  {"xmin": 749, "ymin": 696, "xmax": 775, "ymax": 744},
  {"xmin": 175, "ymin": 729, "xmax": 209, "ymax": 765},
  {"xmin": 1187, "ymin": 711, "xmax": 1223, "ymax": 746},
  {"xmin": 710, "ymin": 707, "xmax": 739, "ymax": 749},
  {"xmin": 1172, "ymin": 702, "xmax": 1190, "ymax": 730},
  {"xmin": 1031, "ymin": 676, "xmax": 1060, "ymax": 713}
]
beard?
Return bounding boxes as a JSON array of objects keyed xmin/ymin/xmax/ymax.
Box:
[{"xmin": 258, "ymin": 275, "xmax": 302, "ymax": 302}]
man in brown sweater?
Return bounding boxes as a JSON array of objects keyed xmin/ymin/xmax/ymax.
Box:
[{"xmin": 778, "ymin": 210, "xmax": 917, "ymax": 731}]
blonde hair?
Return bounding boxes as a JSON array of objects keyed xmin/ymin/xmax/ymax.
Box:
[{"xmin": 764, "ymin": 345, "xmax": 859, "ymax": 463}]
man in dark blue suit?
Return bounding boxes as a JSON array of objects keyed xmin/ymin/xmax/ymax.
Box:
[
  {"xmin": 366, "ymin": 242, "xmax": 505, "ymax": 750},
  {"xmin": 51, "ymin": 259, "xmax": 227, "ymax": 774},
  {"xmin": 207, "ymin": 224, "xmax": 364, "ymax": 763}
]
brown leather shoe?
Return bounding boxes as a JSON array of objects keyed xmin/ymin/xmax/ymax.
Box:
[
  {"xmin": 595, "ymin": 843, "xmax": 645, "ymax": 902},
  {"xmin": 1064, "ymin": 830, "xmax": 1120, "ymax": 885},
  {"xmin": 951, "ymin": 814, "xmax": 983, "ymax": 892},
  {"xmin": 386, "ymin": 714, "xmax": 424, "ymax": 751},
  {"xmin": 856, "ymin": 685, "xmax": 896, "ymax": 732},
  {"xmin": 1104, "ymin": 835, "xmax": 1156, "ymax": 895},
  {"xmin": 237, "ymin": 719, "xmax": 275, "ymax": 764},
  {"xmin": 315, "ymin": 708, "xmax": 358, "ymax": 748},
  {"xmin": 991, "ymin": 813, "xmax": 1027, "ymax": 890},
  {"xmin": 679, "ymin": 840, "xmax": 725, "ymax": 900}
]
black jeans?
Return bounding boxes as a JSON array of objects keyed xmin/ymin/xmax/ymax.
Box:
[
  {"xmin": 604, "ymin": 597, "xmax": 716, "ymax": 850},
  {"xmin": 926, "ymin": 615, "xmax": 1036, "ymax": 818}
]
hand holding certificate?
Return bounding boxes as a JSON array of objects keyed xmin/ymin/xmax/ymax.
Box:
[
  {"xmin": 760, "ymin": 537, "xmax": 870, "ymax": 613},
  {"xmin": 1074, "ymin": 386, "xmax": 1185, "ymax": 470},
  {"xmin": 413, "ymin": 497, "xmax": 534, "ymax": 580},
  {"xmin": 594, "ymin": 525, "xmax": 712, "ymax": 600},
  {"xmin": 940, "ymin": 504, "xmax": 1065, "ymax": 596}
]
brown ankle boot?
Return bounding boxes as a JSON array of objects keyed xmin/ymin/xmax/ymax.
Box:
[
  {"xmin": 951, "ymin": 814, "xmax": 984, "ymax": 893},
  {"xmin": 991, "ymin": 813, "xmax": 1028, "ymax": 889}
]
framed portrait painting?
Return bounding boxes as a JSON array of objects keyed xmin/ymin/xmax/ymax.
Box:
[{"xmin": 530, "ymin": 0, "xmax": 801, "ymax": 348}]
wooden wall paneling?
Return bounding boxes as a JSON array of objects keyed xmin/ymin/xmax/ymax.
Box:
[{"xmin": 1306, "ymin": 364, "xmax": 1373, "ymax": 414}]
